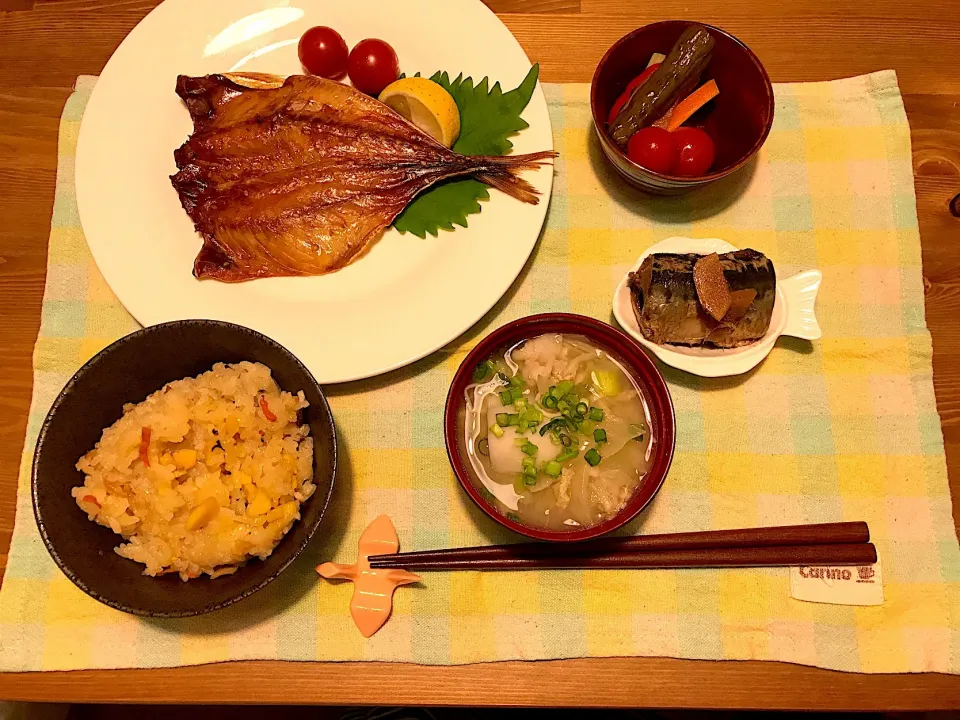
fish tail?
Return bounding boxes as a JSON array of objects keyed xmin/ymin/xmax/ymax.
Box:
[
  {"xmin": 470, "ymin": 150, "xmax": 558, "ymax": 205},
  {"xmin": 477, "ymin": 150, "xmax": 559, "ymax": 171},
  {"xmin": 474, "ymin": 169, "xmax": 541, "ymax": 205}
]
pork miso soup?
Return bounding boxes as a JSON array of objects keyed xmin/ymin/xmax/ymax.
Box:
[{"xmin": 463, "ymin": 333, "xmax": 654, "ymax": 531}]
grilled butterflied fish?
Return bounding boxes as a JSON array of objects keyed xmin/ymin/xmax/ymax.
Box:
[{"xmin": 171, "ymin": 73, "xmax": 556, "ymax": 282}]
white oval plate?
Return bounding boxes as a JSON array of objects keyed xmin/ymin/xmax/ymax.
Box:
[
  {"xmin": 612, "ymin": 237, "xmax": 822, "ymax": 377},
  {"xmin": 75, "ymin": 0, "xmax": 553, "ymax": 384}
]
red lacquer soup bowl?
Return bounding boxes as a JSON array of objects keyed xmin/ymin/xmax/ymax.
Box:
[
  {"xmin": 591, "ymin": 20, "xmax": 774, "ymax": 194},
  {"xmin": 444, "ymin": 313, "xmax": 676, "ymax": 542}
]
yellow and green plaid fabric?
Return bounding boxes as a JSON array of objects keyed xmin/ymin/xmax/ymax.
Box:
[{"xmin": 2, "ymin": 72, "xmax": 958, "ymax": 673}]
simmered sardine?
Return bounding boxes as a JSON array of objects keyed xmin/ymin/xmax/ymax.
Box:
[{"xmin": 628, "ymin": 249, "xmax": 775, "ymax": 347}]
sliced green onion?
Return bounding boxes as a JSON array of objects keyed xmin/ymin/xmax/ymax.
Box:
[
  {"xmin": 584, "ymin": 448, "xmax": 602, "ymax": 466},
  {"xmin": 633, "ymin": 434, "xmax": 645, "ymax": 442},
  {"xmin": 555, "ymin": 447, "xmax": 579, "ymax": 463},
  {"xmin": 477, "ymin": 438, "xmax": 490, "ymax": 456},
  {"xmin": 514, "ymin": 476, "xmax": 528, "ymax": 493},
  {"xmin": 539, "ymin": 417, "xmax": 567, "ymax": 436},
  {"xmin": 593, "ymin": 428, "xmax": 607, "ymax": 443},
  {"xmin": 559, "ymin": 434, "xmax": 573, "ymax": 447},
  {"xmin": 547, "ymin": 385, "xmax": 558, "ymax": 398},
  {"xmin": 496, "ymin": 413, "xmax": 510, "ymax": 427},
  {"xmin": 525, "ymin": 407, "xmax": 543, "ymax": 423},
  {"xmin": 576, "ymin": 402, "xmax": 589, "ymax": 416},
  {"xmin": 521, "ymin": 442, "xmax": 538, "ymax": 456},
  {"xmin": 589, "ymin": 407, "xmax": 605, "ymax": 422},
  {"xmin": 514, "ymin": 437, "xmax": 529, "ymax": 447},
  {"xmin": 490, "ymin": 423, "xmax": 505, "ymax": 438},
  {"xmin": 558, "ymin": 399, "xmax": 571, "ymax": 413},
  {"xmin": 472, "ymin": 360, "xmax": 493, "ymax": 383},
  {"xmin": 510, "ymin": 387, "xmax": 524, "ymax": 402},
  {"xmin": 514, "ymin": 398, "xmax": 528, "ymax": 413},
  {"xmin": 556, "ymin": 380, "xmax": 575, "ymax": 397},
  {"xmin": 543, "ymin": 460, "xmax": 562, "ymax": 478},
  {"xmin": 524, "ymin": 474, "xmax": 537, "ymax": 486},
  {"xmin": 542, "ymin": 395, "xmax": 559, "ymax": 410},
  {"xmin": 522, "ymin": 456, "xmax": 536, "ymax": 469},
  {"xmin": 499, "ymin": 391, "xmax": 513, "ymax": 406},
  {"xmin": 527, "ymin": 420, "xmax": 540, "ymax": 430},
  {"xmin": 507, "ymin": 413, "xmax": 520, "ymax": 426},
  {"xmin": 509, "ymin": 374, "xmax": 526, "ymax": 389}
]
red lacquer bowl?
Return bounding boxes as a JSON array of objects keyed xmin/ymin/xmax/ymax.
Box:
[
  {"xmin": 591, "ymin": 21, "xmax": 774, "ymax": 194},
  {"xmin": 444, "ymin": 314, "xmax": 676, "ymax": 542}
]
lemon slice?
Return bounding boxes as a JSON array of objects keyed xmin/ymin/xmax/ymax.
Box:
[{"xmin": 379, "ymin": 77, "xmax": 461, "ymax": 148}]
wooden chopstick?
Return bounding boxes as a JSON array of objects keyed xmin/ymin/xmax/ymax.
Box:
[
  {"xmin": 369, "ymin": 542, "xmax": 877, "ymax": 572},
  {"xmin": 368, "ymin": 521, "xmax": 869, "ymax": 568}
]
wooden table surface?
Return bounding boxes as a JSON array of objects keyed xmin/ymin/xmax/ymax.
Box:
[{"xmin": 1, "ymin": 0, "xmax": 959, "ymax": 709}]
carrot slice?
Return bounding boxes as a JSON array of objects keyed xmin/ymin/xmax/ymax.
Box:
[
  {"xmin": 653, "ymin": 79, "xmax": 719, "ymax": 132},
  {"xmin": 258, "ymin": 394, "xmax": 278, "ymax": 422},
  {"xmin": 139, "ymin": 427, "xmax": 152, "ymax": 467}
]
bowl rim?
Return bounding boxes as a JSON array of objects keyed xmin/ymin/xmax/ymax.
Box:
[
  {"xmin": 590, "ymin": 19, "xmax": 774, "ymax": 184},
  {"xmin": 444, "ymin": 313, "xmax": 676, "ymax": 542},
  {"xmin": 31, "ymin": 318, "xmax": 338, "ymax": 618}
]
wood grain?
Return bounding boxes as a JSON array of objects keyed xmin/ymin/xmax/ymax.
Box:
[
  {"xmin": 484, "ymin": 0, "xmax": 580, "ymax": 12},
  {"xmin": 3, "ymin": 658, "xmax": 960, "ymax": 709},
  {"xmin": 0, "ymin": 0, "xmax": 959, "ymax": 708}
]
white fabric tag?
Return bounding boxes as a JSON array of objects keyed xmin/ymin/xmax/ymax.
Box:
[{"xmin": 789, "ymin": 557, "xmax": 883, "ymax": 606}]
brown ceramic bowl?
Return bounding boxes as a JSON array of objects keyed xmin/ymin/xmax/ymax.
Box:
[
  {"xmin": 32, "ymin": 320, "xmax": 337, "ymax": 617},
  {"xmin": 591, "ymin": 21, "xmax": 774, "ymax": 194},
  {"xmin": 445, "ymin": 314, "xmax": 675, "ymax": 542}
]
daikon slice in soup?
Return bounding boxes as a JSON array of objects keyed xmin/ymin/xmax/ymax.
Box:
[{"xmin": 462, "ymin": 333, "xmax": 654, "ymax": 531}]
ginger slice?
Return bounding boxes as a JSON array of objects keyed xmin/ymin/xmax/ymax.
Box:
[
  {"xmin": 693, "ymin": 253, "xmax": 732, "ymax": 322},
  {"xmin": 722, "ymin": 288, "xmax": 758, "ymax": 324}
]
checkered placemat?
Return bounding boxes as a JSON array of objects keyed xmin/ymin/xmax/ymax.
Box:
[{"xmin": 2, "ymin": 72, "xmax": 958, "ymax": 673}]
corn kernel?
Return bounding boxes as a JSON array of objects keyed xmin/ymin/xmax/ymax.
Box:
[
  {"xmin": 234, "ymin": 471, "xmax": 253, "ymax": 486},
  {"xmin": 160, "ymin": 452, "xmax": 174, "ymax": 465},
  {"xmin": 265, "ymin": 501, "xmax": 297, "ymax": 524},
  {"xmin": 173, "ymin": 449, "xmax": 198, "ymax": 469},
  {"xmin": 224, "ymin": 415, "xmax": 240, "ymax": 437},
  {"xmin": 205, "ymin": 449, "xmax": 225, "ymax": 468},
  {"xmin": 185, "ymin": 497, "xmax": 220, "ymax": 531},
  {"xmin": 247, "ymin": 490, "xmax": 272, "ymax": 516}
]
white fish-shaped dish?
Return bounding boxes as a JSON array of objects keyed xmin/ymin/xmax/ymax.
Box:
[{"xmin": 612, "ymin": 237, "xmax": 822, "ymax": 378}]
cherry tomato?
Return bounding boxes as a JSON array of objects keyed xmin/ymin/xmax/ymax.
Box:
[
  {"xmin": 298, "ymin": 26, "xmax": 349, "ymax": 78},
  {"xmin": 672, "ymin": 126, "xmax": 716, "ymax": 177},
  {"xmin": 347, "ymin": 38, "xmax": 400, "ymax": 96},
  {"xmin": 626, "ymin": 127, "xmax": 679, "ymax": 174},
  {"xmin": 607, "ymin": 64, "xmax": 661, "ymax": 125}
]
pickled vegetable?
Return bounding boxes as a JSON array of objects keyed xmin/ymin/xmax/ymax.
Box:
[{"xmin": 609, "ymin": 25, "xmax": 715, "ymax": 147}]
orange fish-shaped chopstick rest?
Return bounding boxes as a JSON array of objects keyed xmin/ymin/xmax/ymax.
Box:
[{"xmin": 316, "ymin": 515, "xmax": 420, "ymax": 638}]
